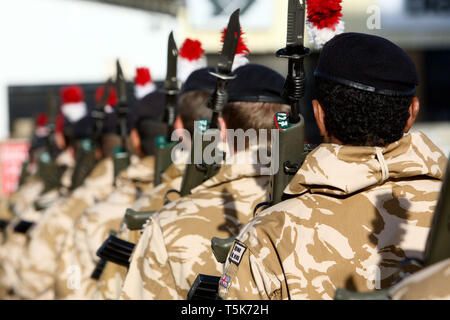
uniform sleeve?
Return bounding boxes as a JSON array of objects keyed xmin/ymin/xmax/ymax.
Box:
[
  {"xmin": 218, "ymin": 240, "xmax": 281, "ymax": 300},
  {"xmin": 15, "ymin": 204, "xmax": 67, "ymax": 299},
  {"xmin": 120, "ymin": 214, "xmax": 181, "ymax": 300}
]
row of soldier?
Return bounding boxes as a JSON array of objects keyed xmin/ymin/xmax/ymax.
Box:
[{"xmin": 0, "ymin": 7, "xmax": 449, "ymax": 300}]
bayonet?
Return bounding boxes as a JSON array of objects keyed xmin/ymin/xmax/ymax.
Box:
[
  {"xmin": 179, "ymin": 9, "xmax": 241, "ymax": 196},
  {"xmin": 217, "ymin": 9, "xmax": 240, "ymax": 75},
  {"xmin": 92, "ymin": 78, "xmax": 113, "ymax": 144},
  {"xmin": 286, "ymin": 0, "xmax": 305, "ymax": 49},
  {"xmin": 276, "ymin": 0, "xmax": 309, "ymax": 124},
  {"xmin": 116, "ymin": 59, "xmax": 128, "ymax": 148},
  {"xmin": 163, "ymin": 31, "xmax": 180, "ymax": 139},
  {"xmin": 153, "ymin": 32, "xmax": 180, "ymax": 186},
  {"xmin": 208, "ymin": 8, "xmax": 240, "ymax": 129},
  {"xmin": 113, "ymin": 59, "xmax": 131, "ymax": 178}
]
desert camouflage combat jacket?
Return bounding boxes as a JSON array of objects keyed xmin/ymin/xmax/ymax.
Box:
[
  {"xmin": 219, "ymin": 132, "xmax": 447, "ymax": 300},
  {"xmin": 14, "ymin": 157, "xmax": 115, "ymax": 299},
  {"xmin": 53, "ymin": 156, "xmax": 155, "ymax": 299},
  {"xmin": 0, "ymin": 149, "xmax": 75, "ymax": 299},
  {"xmin": 120, "ymin": 150, "xmax": 271, "ymax": 300},
  {"xmin": 96, "ymin": 160, "xmax": 185, "ymax": 300},
  {"xmin": 389, "ymin": 258, "xmax": 450, "ymax": 300},
  {"xmin": 0, "ymin": 149, "xmax": 74, "ymax": 221}
]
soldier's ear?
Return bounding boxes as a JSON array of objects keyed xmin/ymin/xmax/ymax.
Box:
[
  {"xmin": 312, "ymin": 100, "xmax": 327, "ymax": 138},
  {"xmin": 218, "ymin": 116, "xmax": 227, "ymax": 141},
  {"xmin": 403, "ymin": 97, "xmax": 420, "ymax": 133},
  {"xmin": 130, "ymin": 128, "xmax": 142, "ymax": 156},
  {"xmin": 174, "ymin": 114, "xmax": 184, "ymax": 131}
]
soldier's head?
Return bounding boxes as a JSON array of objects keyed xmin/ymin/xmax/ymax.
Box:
[
  {"xmin": 217, "ymin": 64, "xmax": 290, "ymax": 151},
  {"xmin": 93, "ymin": 84, "xmax": 121, "ymax": 158},
  {"xmin": 131, "ymin": 89, "xmax": 166, "ymax": 157},
  {"xmin": 175, "ymin": 67, "xmax": 216, "ymax": 140},
  {"xmin": 312, "ymin": 32, "xmax": 420, "ymax": 147},
  {"xmin": 59, "ymin": 85, "xmax": 95, "ymax": 150}
]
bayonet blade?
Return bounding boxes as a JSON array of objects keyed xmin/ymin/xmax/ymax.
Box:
[
  {"xmin": 116, "ymin": 59, "xmax": 127, "ymax": 106},
  {"xmin": 165, "ymin": 31, "xmax": 179, "ymax": 92},
  {"xmin": 217, "ymin": 8, "xmax": 240, "ymax": 75},
  {"xmin": 98, "ymin": 78, "xmax": 112, "ymax": 110},
  {"xmin": 286, "ymin": 0, "xmax": 305, "ymax": 48}
]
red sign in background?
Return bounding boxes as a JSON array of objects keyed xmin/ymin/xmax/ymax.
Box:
[{"xmin": 0, "ymin": 141, "xmax": 29, "ymax": 196}]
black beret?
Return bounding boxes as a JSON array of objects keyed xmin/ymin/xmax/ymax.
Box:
[
  {"xmin": 30, "ymin": 135, "xmax": 48, "ymax": 153},
  {"xmin": 64, "ymin": 114, "xmax": 95, "ymax": 140},
  {"xmin": 315, "ymin": 32, "xmax": 419, "ymax": 96},
  {"xmin": 180, "ymin": 67, "xmax": 216, "ymax": 95},
  {"xmin": 227, "ymin": 64, "xmax": 287, "ymax": 104},
  {"xmin": 129, "ymin": 90, "xmax": 166, "ymax": 130}
]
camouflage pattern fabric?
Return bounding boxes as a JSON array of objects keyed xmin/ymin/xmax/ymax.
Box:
[
  {"xmin": 2, "ymin": 175, "xmax": 43, "ymax": 219},
  {"xmin": 53, "ymin": 156, "xmax": 155, "ymax": 299},
  {"xmin": 390, "ymin": 258, "xmax": 450, "ymax": 300},
  {"xmin": 218, "ymin": 132, "xmax": 447, "ymax": 300},
  {"xmin": 95, "ymin": 160, "xmax": 186, "ymax": 300},
  {"xmin": 120, "ymin": 149, "xmax": 271, "ymax": 300},
  {"xmin": 0, "ymin": 149, "xmax": 75, "ymax": 299},
  {"xmin": 14, "ymin": 157, "xmax": 115, "ymax": 299}
]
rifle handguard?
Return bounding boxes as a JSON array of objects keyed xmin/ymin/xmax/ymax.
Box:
[
  {"xmin": 124, "ymin": 208, "xmax": 157, "ymax": 231},
  {"xmin": 113, "ymin": 147, "xmax": 130, "ymax": 179},
  {"xmin": 13, "ymin": 220, "xmax": 35, "ymax": 234},
  {"xmin": 334, "ymin": 288, "xmax": 391, "ymax": 300},
  {"xmin": 153, "ymin": 137, "xmax": 176, "ymax": 187},
  {"xmin": 179, "ymin": 130, "xmax": 223, "ymax": 196},
  {"xmin": 70, "ymin": 139, "xmax": 97, "ymax": 191},
  {"xmin": 96, "ymin": 235, "xmax": 135, "ymax": 267},
  {"xmin": 187, "ymin": 274, "xmax": 221, "ymax": 300},
  {"xmin": 211, "ymin": 236, "xmax": 235, "ymax": 264},
  {"xmin": 270, "ymin": 117, "xmax": 305, "ymax": 205},
  {"xmin": 423, "ymin": 156, "xmax": 450, "ymax": 266}
]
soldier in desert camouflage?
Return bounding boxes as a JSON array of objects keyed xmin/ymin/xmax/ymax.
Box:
[
  {"xmin": 96, "ymin": 62, "xmax": 216, "ymax": 300},
  {"xmin": 0, "ymin": 111, "xmax": 76, "ymax": 299},
  {"xmin": 218, "ymin": 33, "xmax": 448, "ymax": 300},
  {"xmin": 12, "ymin": 84, "xmax": 121, "ymax": 299},
  {"xmin": 63, "ymin": 39, "xmax": 213, "ymax": 300},
  {"xmin": 119, "ymin": 62, "xmax": 291, "ymax": 300}
]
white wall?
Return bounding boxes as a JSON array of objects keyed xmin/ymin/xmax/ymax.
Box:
[{"xmin": 0, "ymin": 0, "xmax": 178, "ymax": 139}]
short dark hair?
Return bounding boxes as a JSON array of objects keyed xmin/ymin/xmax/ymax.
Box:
[
  {"xmin": 177, "ymin": 90, "xmax": 212, "ymax": 136},
  {"xmin": 315, "ymin": 78, "xmax": 413, "ymax": 146},
  {"xmin": 222, "ymin": 101, "xmax": 290, "ymax": 132},
  {"xmin": 222, "ymin": 101, "xmax": 290, "ymax": 149}
]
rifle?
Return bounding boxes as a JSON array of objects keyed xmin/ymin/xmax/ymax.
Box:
[
  {"xmin": 92, "ymin": 207, "xmax": 156, "ymax": 276},
  {"xmin": 113, "ymin": 60, "xmax": 131, "ymax": 179},
  {"xmin": 271, "ymin": 0, "xmax": 309, "ymax": 205},
  {"xmin": 209, "ymin": 0, "xmax": 311, "ymax": 266},
  {"xmin": 179, "ymin": 9, "xmax": 241, "ymax": 197},
  {"xmin": 69, "ymin": 80, "xmax": 114, "ymax": 190},
  {"xmin": 153, "ymin": 32, "xmax": 180, "ymax": 187},
  {"xmin": 189, "ymin": 1, "xmax": 311, "ymax": 299},
  {"xmin": 37, "ymin": 91, "xmax": 64, "ymax": 194}
]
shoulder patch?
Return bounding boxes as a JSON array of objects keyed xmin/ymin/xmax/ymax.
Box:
[
  {"xmin": 219, "ymin": 274, "xmax": 231, "ymax": 289},
  {"xmin": 228, "ymin": 241, "xmax": 247, "ymax": 266}
]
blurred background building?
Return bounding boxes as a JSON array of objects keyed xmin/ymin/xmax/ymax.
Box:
[{"xmin": 0, "ymin": 0, "xmax": 449, "ymax": 195}]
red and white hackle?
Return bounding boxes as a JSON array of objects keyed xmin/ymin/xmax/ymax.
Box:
[
  {"xmin": 60, "ymin": 85, "xmax": 87, "ymax": 123},
  {"xmin": 95, "ymin": 85, "xmax": 118, "ymax": 114},
  {"xmin": 306, "ymin": 0, "xmax": 345, "ymax": 49},
  {"xmin": 134, "ymin": 67, "xmax": 156, "ymax": 100},
  {"xmin": 177, "ymin": 38, "xmax": 208, "ymax": 84}
]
